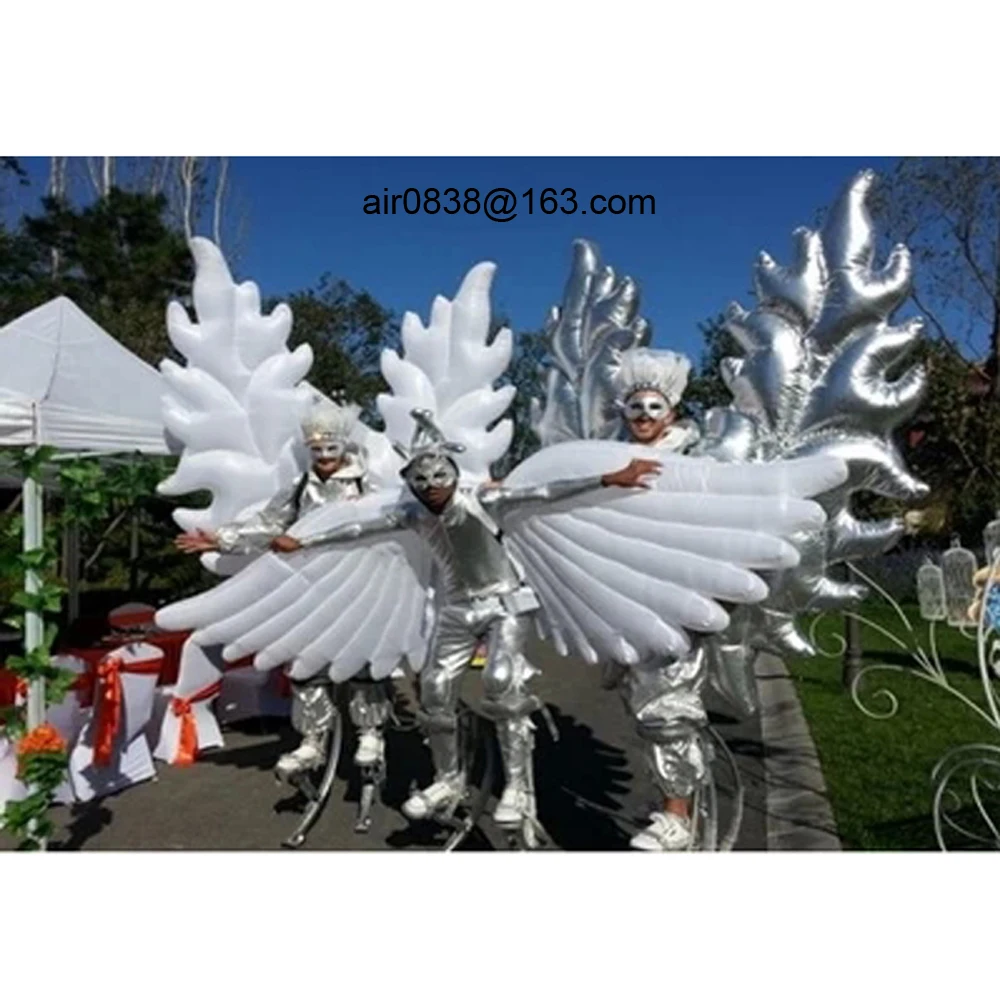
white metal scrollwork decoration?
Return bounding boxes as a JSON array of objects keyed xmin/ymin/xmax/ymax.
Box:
[{"xmin": 838, "ymin": 556, "xmax": 1000, "ymax": 851}]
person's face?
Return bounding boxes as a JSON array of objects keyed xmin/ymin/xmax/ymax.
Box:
[
  {"xmin": 624, "ymin": 391, "xmax": 675, "ymax": 444},
  {"xmin": 406, "ymin": 454, "xmax": 458, "ymax": 512},
  {"xmin": 308, "ymin": 439, "xmax": 346, "ymax": 480}
]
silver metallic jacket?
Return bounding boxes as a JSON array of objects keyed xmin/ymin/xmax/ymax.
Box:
[{"xmin": 302, "ymin": 475, "xmax": 604, "ymax": 604}]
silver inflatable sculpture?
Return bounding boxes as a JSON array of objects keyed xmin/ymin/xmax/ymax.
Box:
[
  {"xmin": 530, "ymin": 240, "xmax": 651, "ymax": 443},
  {"xmin": 531, "ymin": 170, "xmax": 929, "ymax": 849},
  {"xmin": 694, "ymin": 169, "xmax": 930, "ymax": 701}
]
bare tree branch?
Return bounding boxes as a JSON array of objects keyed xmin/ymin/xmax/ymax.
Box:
[
  {"xmin": 179, "ymin": 156, "xmax": 198, "ymax": 242},
  {"xmin": 213, "ymin": 156, "xmax": 228, "ymax": 248},
  {"xmin": 47, "ymin": 157, "xmax": 67, "ymax": 278},
  {"xmin": 84, "ymin": 157, "xmax": 101, "ymax": 198}
]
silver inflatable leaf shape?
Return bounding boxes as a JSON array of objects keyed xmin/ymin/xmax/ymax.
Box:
[
  {"xmin": 532, "ymin": 240, "xmax": 651, "ymax": 443},
  {"xmin": 698, "ymin": 169, "xmax": 929, "ymax": 682}
]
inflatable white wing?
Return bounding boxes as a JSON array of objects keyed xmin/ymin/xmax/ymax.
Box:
[
  {"xmin": 156, "ymin": 490, "xmax": 432, "ymax": 681},
  {"xmin": 157, "ymin": 238, "xmax": 314, "ymax": 574},
  {"xmin": 378, "ymin": 261, "xmax": 514, "ymax": 481},
  {"xmin": 499, "ymin": 440, "xmax": 849, "ymax": 665}
]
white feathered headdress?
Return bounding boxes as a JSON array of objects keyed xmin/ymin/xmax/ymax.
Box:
[
  {"xmin": 613, "ymin": 348, "xmax": 692, "ymax": 408},
  {"xmin": 301, "ymin": 398, "xmax": 360, "ymax": 445}
]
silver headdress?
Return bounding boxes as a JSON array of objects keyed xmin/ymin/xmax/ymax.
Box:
[
  {"xmin": 613, "ymin": 348, "xmax": 692, "ymax": 408},
  {"xmin": 301, "ymin": 398, "xmax": 360, "ymax": 446},
  {"xmin": 395, "ymin": 409, "xmax": 466, "ymax": 477}
]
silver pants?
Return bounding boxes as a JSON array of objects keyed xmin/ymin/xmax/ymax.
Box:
[
  {"xmin": 606, "ymin": 647, "xmax": 709, "ymax": 799},
  {"xmin": 290, "ymin": 678, "xmax": 336, "ymax": 741},
  {"xmin": 419, "ymin": 595, "xmax": 539, "ymax": 785},
  {"xmin": 291, "ymin": 673, "xmax": 391, "ymax": 740},
  {"xmin": 347, "ymin": 678, "xmax": 392, "ymax": 732}
]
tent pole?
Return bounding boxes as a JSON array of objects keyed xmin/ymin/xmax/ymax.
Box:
[{"xmin": 23, "ymin": 475, "xmax": 45, "ymax": 729}]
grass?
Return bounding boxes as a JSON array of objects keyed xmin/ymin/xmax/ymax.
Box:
[{"xmin": 787, "ymin": 601, "xmax": 1000, "ymax": 850}]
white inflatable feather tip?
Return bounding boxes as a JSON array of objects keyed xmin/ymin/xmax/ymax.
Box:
[
  {"xmin": 157, "ymin": 237, "xmax": 312, "ymax": 537},
  {"xmin": 613, "ymin": 348, "xmax": 692, "ymax": 407},
  {"xmin": 377, "ymin": 261, "xmax": 514, "ymax": 481}
]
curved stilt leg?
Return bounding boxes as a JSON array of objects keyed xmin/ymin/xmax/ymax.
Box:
[
  {"xmin": 442, "ymin": 706, "xmax": 496, "ymax": 851},
  {"xmin": 282, "ymin": 710, "xmax": 343, "ymax": 849}
]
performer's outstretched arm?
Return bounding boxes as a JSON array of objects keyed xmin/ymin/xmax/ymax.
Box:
[
  {"xmin": 478, "ymin": 458, "xmax": 661, "ymax": 513},
  {"xmin": 215, "ymin": 484, "xmax": 302, "ymax": 554},
  {"xmin": 298, "ymin": 508, "xmax": 412, "ymax": 550},
  {"xmin": 175, "ymin": 481, "xmax": 301, "ymax": 556}
]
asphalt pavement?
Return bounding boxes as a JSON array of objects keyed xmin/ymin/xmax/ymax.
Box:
[{"xmin": 45, "ymin": 636, "xmax": 769, "ymax": 851}]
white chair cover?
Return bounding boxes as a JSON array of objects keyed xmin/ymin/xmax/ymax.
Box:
[
  {"xmin": 68, "ymin": 642, "xmax": 163, "ymax": 802},
  {"xmin": 153, "ymin": 639, "xmax": 224, "ymax": 765}
]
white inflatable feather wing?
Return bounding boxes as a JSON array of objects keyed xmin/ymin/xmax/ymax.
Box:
[
  {"xmin": 378, "ymin": 262, "xmax": 514, "ymax": 481},
  {"xmin": 499, "ymin": 440, "xmax": 848, "ymax": 665},
  {"xmin": 156, "ymin": 489, "xmax": 432, "ymax": 681},
  {"xmin": 157, "ymin": 238, "xmax": 313, "ymax": 574}
]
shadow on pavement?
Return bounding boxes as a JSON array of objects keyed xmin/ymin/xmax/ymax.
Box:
[
  {"xmin": 56, "ymin": 803, "xmax": 115, "ymax": 851},
  {"xmin": 535, "ymin": 704, "xmax": 635, "ymax": 850}
]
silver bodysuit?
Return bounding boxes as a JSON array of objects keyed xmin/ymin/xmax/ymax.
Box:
[{"xmin": 613, "ymin": 419, "xmax": 709, "ymax": 799}]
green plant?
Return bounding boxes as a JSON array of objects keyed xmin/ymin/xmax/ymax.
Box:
[{"xmin": 0, "ymin": 447, "xmax": 74, "ymax": 849}]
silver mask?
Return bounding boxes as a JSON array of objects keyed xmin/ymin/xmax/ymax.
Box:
[
  {"xmin": 308, "ymin": 438, "xmax": 346, "ymax": 462},
  {"xmin": 623, "ymin": 392, "xmax": 672, "ymax": 421},
  {"xmin": 405, "ymin": 452, "xmax": 459, "ymax": 495}
]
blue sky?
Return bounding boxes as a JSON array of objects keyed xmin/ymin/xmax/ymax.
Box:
[{"xmin": 10, "ymin": 157, "xmax": 899, "ymax": 362}]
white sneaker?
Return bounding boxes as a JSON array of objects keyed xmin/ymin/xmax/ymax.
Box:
[
  {"xmin": 402, "ymin": 775, "xmax": 466, "ymax": 820},
  {"xmin": 630, "ymin": 811, "xmax": 693, "ymax": 852},
  {"xmin": 275, "ymin": 739, "xmax": 326, "ymax": 784},
  {"xmin": 354, "ymin": 730, "xmax": 384, "ymax": 768},
  {"xmin": 493, "ymin": 785, "xmax": 536, "ymax": 829}
]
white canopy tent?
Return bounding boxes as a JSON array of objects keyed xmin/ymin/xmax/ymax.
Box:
[
  {"xmin": 0, "ymin": 297, "xmax": 171, "ymax": 726},
  {"xmin": 0, "ymin": 297, "xmax": 170, "ymax": 454}
]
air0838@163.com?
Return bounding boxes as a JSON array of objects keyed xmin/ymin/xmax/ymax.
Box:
[{"xmin": 362, "ymin": 187, "xmax": 656, "ymax": 223}]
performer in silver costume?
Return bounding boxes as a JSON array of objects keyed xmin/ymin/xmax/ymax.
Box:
[
  {"xmin": 609, "ymin": 348, "xmax": 708, "ymax": 851},
  {"xmin": 174, "ymin": 399, "xmax": 393, "ymax": 784},
  {"xmin": 280, "ymin": 410, "xmax": 661, "ymax": 836}
]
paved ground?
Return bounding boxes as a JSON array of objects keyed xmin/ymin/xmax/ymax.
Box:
[
  {"xmin": 42, "ymin": 637, "xmax": 770, "ymax": 851},
  {"xmin": 755, "ymin": 653, "xmax": 841, "ymax": 850}
]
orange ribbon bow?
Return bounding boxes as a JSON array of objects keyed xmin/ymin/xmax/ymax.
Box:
[
  {"xmin": 92, "ymin": 655, "xmax": 125, "ymax": 767},
  {"xmin": 170, "ymin": 680, "xmax": 223, "ymax": 767},
  {"xmin": 92, "ymin": 652, "xmax": 163, "ymax": 767}
]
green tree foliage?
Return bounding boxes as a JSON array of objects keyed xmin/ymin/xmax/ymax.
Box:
[
  {"xmin": 277, "ymin": 276, "xmax": 399, "ymax": 420},
  {"xmin": 0, "ymin": 190, "xmax": 193, "ymax": 364},
  {"xmin": 491, "ymin": 321, "xmax": 546, "ymax": 478},
  {"xmin": 683, "ymin": 313, "xmax": 738, "ymax": 418}
]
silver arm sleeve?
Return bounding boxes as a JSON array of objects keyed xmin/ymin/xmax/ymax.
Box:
[
  {"xmin": 299, "ymin": 509, "xmax": 410, "ymax": 549},
  {"xmin": 215, "ymin": 484, "xmax": 299, "ymax": 555},
  {"xmin": 478, "ymin": 475, "xmax": 605, "ymax": 512}
]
